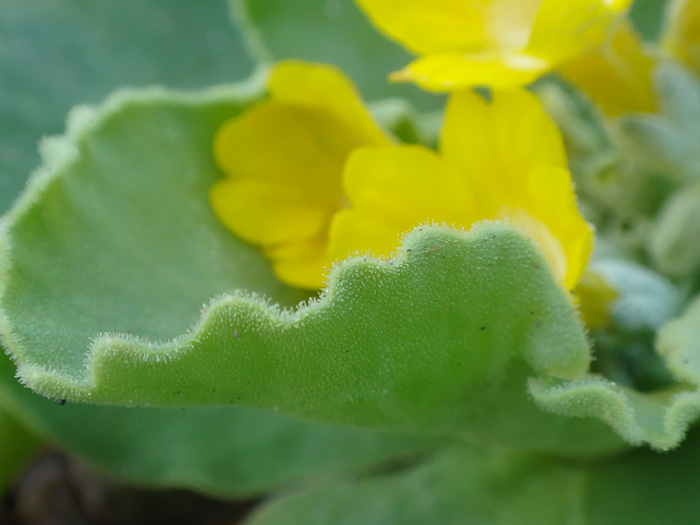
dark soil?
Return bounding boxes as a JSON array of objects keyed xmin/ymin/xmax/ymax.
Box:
[{"xmin": 0, "ymin": 451, "xmax": 257, "ymax": 525}]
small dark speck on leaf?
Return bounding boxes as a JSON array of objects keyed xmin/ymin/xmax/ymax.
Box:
[
  {"xmin": 407, "ymin": 249, "xmax": 412, "ymax": 252},
  {"xmin": 480, "ymin": 326, "xmax": 487, "ymax": 330},
  {"xmin": 57, "ymin": 399, "xmax": 66, "ymax": 406},
  {"xmin": 176, "ymin": 390, "xmax": 181, "ymax": 395}
]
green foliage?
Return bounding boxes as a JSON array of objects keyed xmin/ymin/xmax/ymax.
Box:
[
  {"xmin": 245, "ymin": 429, "xmax": 700, "ymax": 525},
  {"xmin": 611, "ymin": 63, "xmax": 700, "ymax": 183},
  {"xmin": 245, "ymin": 447, "xmax": 586, "ymax": 525},
  {"xmin": 584, "ymin": 428, "xmax": 700, "ymax": 524},
  {"xmin": 3, "ymin": 0, "xmax": 700, "ymax": 520},
  {"xmin": 0, "ymin": 0, "xmax": 254, "ymax": 214},
  {"xmin": 529, "ymin": 259, "xmax": 700, "ymax": 452},
  {"xmin": 0, "ymin": 85, "xmax": 629, "ymax": 455},
  {"xmin": 0, "ymin": 402, "xmax": 41, "ymax": 487},
  {"xmin": 648, "ymin": 184, "xmax": 700, "ymax": 276},
  {"xmin": 629, "ymin": 0, "xmax": 670, "ymax": 40},
  {"xmin": 0, "ymin": 79, "xmax": 434, "ymax": 497}
]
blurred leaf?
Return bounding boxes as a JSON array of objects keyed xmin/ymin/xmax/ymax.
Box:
[
  {"xmin": 630, "ymin": 0, "xmax": 670, "ymax": 41},
  {"xmin": 245, "ymin": 446, "xmax": 586, "ymax": 525},
  {"xmin": 611, "ymin": 63, "xmax": 700, "ymax": 182},
  {"xmin": 584, "ymin": 428, "xmax": 700, "ymax": 524},
  {"xmin": 648, "ymin": 184, "xmax": 700, "ymax": 277},
  {"xmin": 230, "ymin": 0, "xmax": 444, "ymax": 111},
  {"xmin": 0, "ymin": 400, "xmax": 41, "ymax": 489},
  {"xmin": 247, "ymin": 427, "xmax": 700, "ymax": 525},
  {"xmin": 0, "ymin": 0, "xmax": 254, "ymax": 214}
]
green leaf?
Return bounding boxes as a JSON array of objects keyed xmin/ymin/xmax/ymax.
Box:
[
  {"xmin": 0, "ymin": 347, "xmax": 435, "ymax": 498},
  {"xmin": 531, "ymin": 292, "xmax": 700, "ymax": 451},
  {"xmin": 593, "ymin": 258, "xmax": 681, "ymax": 334},
  {"xmin": 584, "ymin": 428, "xmax": 700, "ymax": 524},
  {"xmin": 246, "ymin": 428, "xmax": 700, "ymax": 525},
  {"xmin": 648, "ymin": 184, "xmax": 700, "ymax": 278},
  {"xmin": 244, "ymin": 446, "xmax": 586, "ymax": 525},
  {"xmin": 230, "ymin": 0, "xmax": 444, "ymax": 111},
  {"xmin": 0, "ymin": 0, "xmax": 254, "ymax": 214},
  {"xmin": 0, "ymin": 85, "xmax": 625, "ymax": 454}
]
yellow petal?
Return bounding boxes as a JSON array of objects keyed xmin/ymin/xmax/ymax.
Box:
[
  {"xmin": 342, "ymin": 146, "xmax": 478, "ymax": 227},
  {"xmin": 269, "ymin": 60, "xmax": 391, "ymax": 146},
  {"xmin": 574, "ymin": 270, "xmax": 618, "ymax": 330},
  {"xmin": 390, "ymin": 51, "xmax": 549, "ymax": 91},
  {"xmin": 663, "ymin": 0, "xmax": 700, "ymax": 74},
  {"xmin": 328, "ymin": 145, "xmax": 479, "ymax": 262},
  {"xmin": 328, "ymin": 209, "xmax": 406, "ymax": 263},
  {"xmin": 210, "ymin": 179, "xmax": 331, "ymax": 245},
  {"xmin": 353, "ymin": 0, "xmax": 493, "ymax": 55},
  {"xmin": 558, "ymin": 20, "xmax": 657, "ymax": 116},
  {"xmin": 212, "ymin": 103, "xmax": 357, "ymax": 245},
  {"xmin": 517, "ymin": 167, "xmax": 594, "ymax": 289},
  {"xmin": 265, "ymin": 236, "xmax": 330, "ymax": 290},
  {"xmin": 441, "ymin": 88, "xmax": 567, "ymax": 214},
  {"xmin": 211, "ymin": 61, "xmax": 388, "ymax": 289},
  {"xmin": 526, "ymin": 0, "xmax": 634, "ymax": 65},
  {"xmin": 355, "ymin": 0, "xmax": 630, "ymax": 90},
  {"xmin": 440, "ymin": 87, "xmax": 591, "ymax": 287},
  {"xmin": 353, "ymin": 0, "xmax": 548, "ymax": 55}
]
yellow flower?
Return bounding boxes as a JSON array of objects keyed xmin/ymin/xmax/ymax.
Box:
[
  {"xmin": 328, "ymin": 88, "xmax": 593, "ymax": 291},
  {"xmin": 353, "ymin": 0, "xmax": 633, "ymax": 92},
  {"xmin": 663, "ymin": 0, "xmax": 700, "ymax": 74},
  {"xmin": 210, "ymin": 61, "xmax": 391, "ymax": 289},
  {"xmin": 558, "ymin": 20, "xmax": 657, "ymax": 117},
  {"xmin": 212, "ymin": 63, "xmax": 592, "ymax": 293}
]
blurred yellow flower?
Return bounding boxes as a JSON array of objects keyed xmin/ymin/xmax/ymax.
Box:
[
  {"xmin": 329, "ymin": 88, "xmax": 593, "ymax": 290},
  {"xmin": 559, "ymin": 19, "xmax": 657, "ymax": 116},
  {"xmin": 353, "ymin": 0, "xmax": 633, "ymax": 91},
  {"xmin": 210, "ymin": 61, "xmax": 391, "ymax": 289},
  {"xmin": 663, "ymin": 0, "xmax": 700, "ymax": 73},
  {"xmin": 574, "ymin": 271, "xmax": 618, "ymax": 330}
]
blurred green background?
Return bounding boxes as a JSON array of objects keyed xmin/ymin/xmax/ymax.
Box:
[{"xmin": 0, "ymin": 0, "xmax": 254, "ymax": 213}]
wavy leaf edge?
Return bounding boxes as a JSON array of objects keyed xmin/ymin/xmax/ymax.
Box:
[
  {"xmin": 0, "ymin": 78, "xmax": 269, "ymax": 380},
  {"xmin": 4, "ymin": 219, "xmax": 585, "ymax": 397}
]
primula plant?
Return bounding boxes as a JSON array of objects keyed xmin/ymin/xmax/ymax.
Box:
[{"xmin": 3, "ymin": 0, "xmax": 700, "ymax": 522}]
